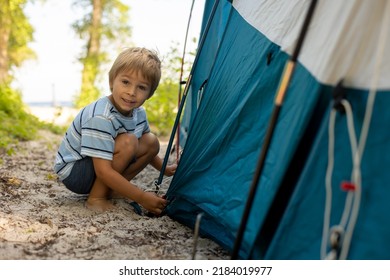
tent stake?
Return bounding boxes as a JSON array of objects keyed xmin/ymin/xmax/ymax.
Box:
[{"xmin": 231, "ymin": 0, "xmax": 318, "ymax": 259}]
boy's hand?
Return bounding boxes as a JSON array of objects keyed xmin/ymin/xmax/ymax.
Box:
[
  {"xmin": 139, "ymin": 191, "xmax": 167, "ymax": 215},
  {"xmin": 164, "ymin": 163, "xmax": 177, "ymax": 176}
]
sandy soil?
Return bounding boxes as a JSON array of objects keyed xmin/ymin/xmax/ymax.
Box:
[{"xmin": 0, "ymin": 130, "xmax": 229, "ymax": 260}]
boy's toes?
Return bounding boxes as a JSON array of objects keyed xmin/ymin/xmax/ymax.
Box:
[{"xmin": 86, "ymin": 198, "xmax": 115, "ymax": 212}]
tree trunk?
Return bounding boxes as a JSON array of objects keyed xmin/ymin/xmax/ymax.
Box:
[
  {"xmin": 0, "ymin": 0, "xmax": 11, "ymax": 84},
  {"xmin": 76, "ymin": 0, "xmax": 103, "ymax": 107},
  {"xmin": 89, "ymin": 0, "xmax": 102, "ymax": 56}
]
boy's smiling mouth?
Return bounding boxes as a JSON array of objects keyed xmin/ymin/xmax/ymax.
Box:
[{"xmin": 122, "ymin": 98, "xmax": 136, "ymax": 105}]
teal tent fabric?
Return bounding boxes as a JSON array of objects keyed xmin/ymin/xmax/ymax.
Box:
[
  {"xmin": 166, "ymin": 1, "xmax": 323, "ymax": 258},
  {"xmin": 165, "ymin": 0, "xmax": 390, "ymax": 259},
  {"xmin": 263, "ymin": 89, "xmax": 390, "ymax": 260},
  {"xmin": 179, "ymin": 0, "xmax": 232, "ymax": 146}
]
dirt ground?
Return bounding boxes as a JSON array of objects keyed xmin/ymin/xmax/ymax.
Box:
[{"xmin": 0, "ymin": 130, "xmax": 230, "ymax": 260}]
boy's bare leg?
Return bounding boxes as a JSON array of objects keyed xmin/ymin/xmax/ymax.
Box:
[
  {"xmin": 86, "ymin": 177, "xmax": 116, "ymax": 211},
  {"xmin": 111, "ymin": 133, "xmax": 159, "ymax": 197},
  {"xmin": 109, "ymin": 133, "xmax": 160, "ymax": 201},
  {"xmin": 122, "ymin": 133, "xmax": 159, "ymax": 181},
  {"xmin": 86, "ymin": 133, "xmax": 139, "ymax": 211}
]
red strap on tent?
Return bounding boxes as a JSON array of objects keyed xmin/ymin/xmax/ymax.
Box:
[{"xmin": 340, "ymin": 181, "xmax": 356, "ymax": 192}]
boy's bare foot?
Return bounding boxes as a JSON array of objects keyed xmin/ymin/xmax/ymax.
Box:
[{"xmin": 86, "ymin": 197, "xmax": 115, "ymax": 212}]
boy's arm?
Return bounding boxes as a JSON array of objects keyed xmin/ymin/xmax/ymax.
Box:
[
  {"xmin": 150, "ymin": 155, "xmax": 177, "ymax": 176},
  {"xmin": 92, "ymin": 157, "xmax": 166, "ymax": 214}
]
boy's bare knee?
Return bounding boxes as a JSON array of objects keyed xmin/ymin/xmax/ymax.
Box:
[
  {"xmin": 115, "ymin": 133, "xmax": 138, "ymax": 154},
  {"xmin": 140, "ymin": 133, "xmax": 159, "ymax": 156}
]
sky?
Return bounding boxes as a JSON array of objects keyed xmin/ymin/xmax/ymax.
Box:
[{"xmin": 14, "ymin": 0, "xmax": 205, "ymax": 104}]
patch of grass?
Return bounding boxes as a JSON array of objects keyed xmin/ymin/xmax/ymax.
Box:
[
  {"xmin": 46, "ymin": 173, "xmax": 58, "ymax": 181},
  {"xmin": 0, "ymin": 84, "xmax": 65, "ymax": 153}
]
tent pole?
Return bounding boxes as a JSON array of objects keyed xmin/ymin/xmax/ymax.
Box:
[
  {"xmin": 231, "ymin": 0, "xmax": 318, "ymax": 259},
  {"xmin": 155, "ymin": 0, "xmax": 221, "ymax": 190},
  {"xmin": 176, "ymin": 0, "xmax": 196, "ymax": 163}
]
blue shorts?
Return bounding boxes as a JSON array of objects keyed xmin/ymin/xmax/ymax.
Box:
[{"xmin": 62, "ymin": 157, "xmax": 96, "ymax": 194}]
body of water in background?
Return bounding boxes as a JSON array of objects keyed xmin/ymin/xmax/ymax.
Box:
[
  {"xmin": 26, "ymin": 101, "xmax": 79, "ymax": 126},
  {"xmin": 27, "ymin": 101, "xmax": 74, "ymax": 108}
]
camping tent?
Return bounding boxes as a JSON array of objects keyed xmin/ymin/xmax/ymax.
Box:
[{"xmin": 164, "ymin": 0, "xmax": 390, "ymax": 259}]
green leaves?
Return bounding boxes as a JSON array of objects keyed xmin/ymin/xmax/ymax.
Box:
[
  {"xmin": 0, "ymin": 0, "xmax": 35, "ymax": 84},
  {"xmin": 0, "ymin": 84, "xmax": 39, "ymax": 151},
  {"xmin": 144, "ymin": 43, "xmax": 196, "ymax": 136},
  {"xmin": 72, "ymin": 0, "xmax": 132, "ymax": 109},
  {"xmin": 145, "ymin": 81, "xmax": 178, "ymax": 136}
]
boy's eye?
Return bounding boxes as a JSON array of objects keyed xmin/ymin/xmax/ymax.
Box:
[
  {"xmin": 122, "ymin": 80, "xmax": 129, "ymax": 85},
  {"xmin": 139, "ymin": 85, "xmax": 148, "ymax": 91}
]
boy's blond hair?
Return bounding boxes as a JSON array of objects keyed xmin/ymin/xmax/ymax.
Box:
[{"xmin": 108, "ymin": 47, "xmax": 161, "ymax": 97}]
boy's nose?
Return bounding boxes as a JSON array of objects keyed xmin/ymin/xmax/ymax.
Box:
[{"xmin": 128, "ymin": 87, "xmax": 136, "ymax": 96}]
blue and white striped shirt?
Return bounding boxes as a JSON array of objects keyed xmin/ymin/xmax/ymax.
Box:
[{"xmin": 54, "ymin": 96, "xmax": 150, "ymax": 181}]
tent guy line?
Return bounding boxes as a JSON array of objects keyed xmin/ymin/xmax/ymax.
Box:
[
  {"xmin": 155, "ymin": 0, "xmax": 221, "ymax": 190},
  {"xmin": 322, "ymin": 1, "xmax": 390, "ymax": 260}
]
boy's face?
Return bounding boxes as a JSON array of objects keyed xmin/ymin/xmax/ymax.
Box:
[{"xmin": 109, "ymin": 69, "xmax": 151, "ymax": 116}]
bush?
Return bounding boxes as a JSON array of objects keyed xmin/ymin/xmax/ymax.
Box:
[
  {"xmin": 0, "ymin": 84, "xmax": 63, "ymax": 152},
  {"xmin": 144, "ymin": 81, "xmax": 179, "ymax": 136}
]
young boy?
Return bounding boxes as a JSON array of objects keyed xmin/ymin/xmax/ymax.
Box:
[{"xmin": 54, "ymin": 47, "xmax": 176, "ymax": 215}]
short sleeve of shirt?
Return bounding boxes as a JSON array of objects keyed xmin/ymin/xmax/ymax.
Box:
[
  {"xmin": 136, "ymin": 107, "xmax": 151, "ymax": 136},
  {"xmin": 80, "ymin": 115, "xmax": 115, "ymax": 160}
]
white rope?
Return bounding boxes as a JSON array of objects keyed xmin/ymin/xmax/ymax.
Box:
[
  {"xmin": 322, "ymin": 2, "xmax": 390, "ymax": 260},
  {"xmin": 358, "ymin": 0, "xmax": 390, "ymax": 157},
  {"xmin": 321, "ymin": 108, "xmax": 336, "ymax": 260},
  {"xmin": 322, "ymin": 101, "xmax": 359, "ymax": 260},
  {"xmin": 339, "ymin": 2, "xmax": 390, "ymax": 260},
  {"xmin": 338, "ymin": 99, "xmax": 360, "ymax": 260}
]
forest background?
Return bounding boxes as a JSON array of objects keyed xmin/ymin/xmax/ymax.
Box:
[
  {"xmin": 0, "ymin": 0, "xmax": 203, "ymax": 152},
  {"xmin": 0, "ymin": 0, "xmax": 231, "ymax": 262}
]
